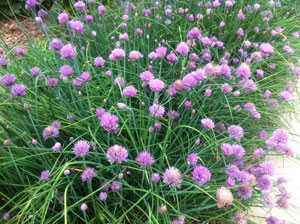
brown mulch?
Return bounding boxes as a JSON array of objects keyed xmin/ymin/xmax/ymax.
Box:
[{"xmin": 0, "ymin": 17, "xmax": 44, "ymax": 55}]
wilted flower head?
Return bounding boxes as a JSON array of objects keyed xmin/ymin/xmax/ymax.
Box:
[
  {"xmin": 216, "ymin": 187, "xmax": 234, "ymax": 208},
  {"xmin": 43, "ymin": 125, "xmax": 59, "ymax": 140},
  {"xmin": 163, "ymin": 167, "xmax": 182, "ymax": 188}
]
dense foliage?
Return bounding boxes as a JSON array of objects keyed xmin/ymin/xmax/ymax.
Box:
[{"xmin": 0, "ymin": 0, "xmax": 300, "ymax": 223}]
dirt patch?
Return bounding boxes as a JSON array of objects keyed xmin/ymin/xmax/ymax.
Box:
[{"xmin": 0, "ymin": 17, "xmax": 44, "ymax": 55}]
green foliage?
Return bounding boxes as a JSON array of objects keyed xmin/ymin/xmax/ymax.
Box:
[{"xmin": 0, "ymin": 0, "xmax": 26, "ymax": 17}]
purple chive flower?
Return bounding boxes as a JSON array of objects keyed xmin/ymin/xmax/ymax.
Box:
[
  {"xmin": 201, "ymin": 118, "xmax": 215, "ymax": 129},
  {"xmin": 43, "ymin": 125, "xmax": 59, "ymax": 140},
  {"xmin": 81, "ymin": 168, "xmax": 97, "ymax": 182},
  {"xmin": 136, "ymin": 151, "xmax": 155, "ymax": 167},
  {"xmin": 80, "ymin": 72, "xmax": 90, "ymax": 82},
  {"xmin": 156, "ymin": 46, "xmax": 167, "ymax": 59},
  {"xmin": 98, "ymin": 5, "xmax": 106, "ymax": 15},
  {"xmin": 40, "ymin": 170, "xmax": 50, "ymax": 181},
  {"xmin": 0, "ymin": 57, "xmax": 8, "ymax": 68},
  {"xmin": 99, "ymin": 192, "xmax": 108, "ymax": 201},
  {"xmin": 187, "ymin": 27, "xmax": 202, "ymax": 39},
  {"xmin": 182, "ymin": 73, "xmax": 197, "ymax": 88},
  {"xmin": 94, "ymin": 57, "xmax": 105, "ymax": 67},
  {"xmin": 263, "ymin": 193, "xmax": 276, "ymax": 208},
  {"xmin": 236, "ymin": 185, "xmax": 252, "ymax": 199},
  {"xmin": 11, "ymin": 84, "xmax": 26, "ymax": 97},
  {"xmin": 69, "ymin": 20, "xmax": 84, "ymax": 34},
  {"xmin": 260, "ymin": 162, "xmax": 275, "ymax": 176},
  {"xmin": 30, "ymin": 66, "xmax": 40, "ymax": 77},
  {"xmin": 49, "ymin": 38, "xmax": 63, "ymax": 51},
  {"xmin": 221, "ymin": 83, "xmax": 233, "ymax": 93},
  {"xmin": 149, "ymin": 79, "xmax": 165, "ymax": 92},
  {"xmin": 150, "ymin": 104, "xmax": 165, "ymax": 118},
  {"xmin": 109, "ymin": 48, "xmax": 125, "ymax": 60},
  {"xmin": 74, "ymin": 1, "xmax": 85, "ymax": 10},
  {"xmin": 52, "ymin": 142, "xmax": 61, "ymax": 152},
  {"xmin": 228, "ymin": 125, "xmax": 244, "ymax": 140},
  {"xmin": 58, "ymin": 12, "xmax": 69, "ymax": 24},
  {"xmin": 259, "ymin": 43, "xmax": 274, "ymax": 54},
  {"xmin": 3, "ymin": 212, "xmax": 10, "ymax": 221},
  {"xmin": 1, "ymin": 74, "xmax": 16, "ymax": 86},
  {"xmin": 167, "ymin": 52, "xmax": 178, "ymax": 64},
  {"xmin": 192, "ymin": 166, "xmax": 211, "ymax": 186},
  {"xmin": 110, "ymin": 181, "xmax": 122, "ymax": 191},
  {"xmin": 140, "ymin": 71, "xmax": 154, "ymax": 82},
  {"xmin": 216, "ymin": 187, "xmax": 234, "ymax": 208},
  {"xmin": 237, "ymin": 28, "xmax": 244, "ymax": 36},
  {"xmin": 60, "ymin": 65, "xmax": 73, "ymax": 76},
  {"xmin": 73, "ymin": 140, "xmax": 89, "ymax": 157},
  {"xmin": 100, "ymin": 112, "xmax": 119, "ymax": 133},
  {"xmin": 176, "ymin": 42, "xmax": 190, "ymax": 54},
  {"xmin": 187, "ymin": 153, "xmax": 198, "ymax": 166},
  {"xmin": 277, "ymin": 177, "xmax": 288, "ymax": 184},
  {"xmin": 258, "ymin": 175, "xmax": 272, "ymax": 191},
  {"xmin": 47, "ymin": 78, "xmax": 58, "ymax": 87},
  {"xmin": 163, "ymin": 167, "xmax": 182, "ymax": 188},
  {"xmin": 167, "ymin": 110, "xmax": 179, "ymax": 119},
  {"xmin": 221, "ymin": 143, "xmax": 233, "ymax": 156},
  {"xmin": 184, "ymin": 101, "xmax": 192, "ymax": 109},
  {"xmin": 106, "ymin": 145, "xmax": 128, "ymax": 164},
  {"xmin": 16, "ymin": 47, "xmax": 25, "ymax": 55},
  {"xmin": 114, "ymin": 76, "xmax": 125, "ymax": 86},
  {"xmin": 123, "ymin": 85, "xmax": 137, "ymax": 97},
  {"xmin": 216, "ymin": 123, "xmax": 226, "ymax": 132},
  {"xmin": 129, "ymin": 51, "xmax": 143, "ymax": 61},
  {"xmin": 80, "ymin": 203, "xmax": 88, "ymax": 211},
  {"xmin": 254, "ymin": 148, "xmax": 264, "ymax": 156},
  {"xmin": 171, "ymin": 216, "xmax": 185, "ymax": 224},
  {"xmin": 86, "ymin": 15, "xmax": 93, "ymax": 22},
  {"xmin": 151, "ymin": 173, "xmax": 160, "ymax": 182},
  {"xmin": 236, "ymin": 63, "xmax": 251, "ymax": 80},
  {"xmin": 232, "ymin": 145, "xmax": 245, "ymax": 159},
  {"xmin": 60, "ymin": 44, "xmax": 76, "ymax": 59}
]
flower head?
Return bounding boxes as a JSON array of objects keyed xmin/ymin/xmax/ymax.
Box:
[
  {"xmin": 201, "ymin": 118, "xmax": 215, "ymax": 129},
  {"xmin": 136, "ymin": 151, "xmax": 155, "ymax": 167},
  {"xmin": 163, "ymin": 167, "xmax": 182, "ymax": 188},
  {"xmin": 74, "ymin": 140, "xmax": 89, "ymax": 157},
  {"xmin": 40, "ymin": 170, "xmax": 50, "ymax": 181},
  {"xmin": 123, "ymin": 85, "xmax": 137, "ymax": 97},
  {"xmin": 192, "ymin": 166, "xmax": 211, "ymax": 185},
  {"xmin": 106, "ymin": 145, "xmax": 128, "ymax": 164},
  {"xmin": 150, "ymin": 104, "xmax": 165, "ymax": 118},
  {"xmin": 81, "ymin": 168, "xmax": 97, "ymax": 182},
  {"xmin": 216, "ymin": 187, "xmax": 234, "ymax": 208},
  {"xmin": 149, "ymin": 79, "xmax": 165, "ymax": 92}
]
